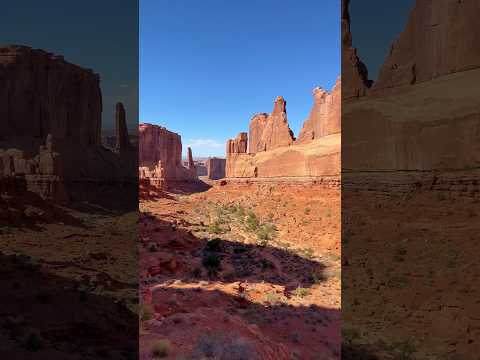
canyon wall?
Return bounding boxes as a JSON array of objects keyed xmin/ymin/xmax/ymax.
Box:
[
  {"xmin": 0, "ymin": 46, "xmax": 137, "ymax": 201},
  {"xmin": 226, "ymin": 84, "xmax": 341, "ymax": 179},
  {"xmin": 0, "ymin": 45, "xmax": 102, "ymax": 150},
  {"xmin": 342, "ymin": 0, "xmax": 480, "ymax": 171},
  {"xmin": 139, "ymin": 123, "xmax": 197, "ymax": 183}
]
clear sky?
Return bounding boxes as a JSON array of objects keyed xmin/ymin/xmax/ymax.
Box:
[
  {"xmin": 140, "ymin": 0, "xmax": 340, "ymax": 157},
  {"xmin": 349, "ymin": 0, "xmax": 415, "ymax": 81},
  {"xmin": 0, "ymin": 0, "xmax": 138, "ymax": 134}
]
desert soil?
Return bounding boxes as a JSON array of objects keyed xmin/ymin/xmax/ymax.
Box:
[{"xmin": 139, "ymin": 180, "xmax": 340, "ymax": 360}]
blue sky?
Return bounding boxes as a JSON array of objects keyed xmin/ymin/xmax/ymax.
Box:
[
  {"xmin": 349, "ymin": 0, "xmax": 415, "ymax": 81},
  {"xmin": 140, "ymin": 0, "xmax": 340, "ymax": 157},
  {"xmin": 0, "ymin": 0, "xmax": 138, "ymax": 133}
]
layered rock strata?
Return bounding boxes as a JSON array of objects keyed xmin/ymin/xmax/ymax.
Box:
[
  {"xmin": 226, "ymin": 84, "xmax": 341, "ymax": 179},
  {"xmin": 139, "ymin": 124, "xmax": 197, "ymax": 187}
]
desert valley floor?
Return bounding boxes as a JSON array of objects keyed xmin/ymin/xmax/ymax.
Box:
[{"xmin": 139, "ymin": 179, "xmax": 340, "ymax": 360}]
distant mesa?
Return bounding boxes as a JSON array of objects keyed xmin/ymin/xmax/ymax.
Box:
[{"xmin": 225, "ymin": 77, "xmax": 341, "ymax": 180}]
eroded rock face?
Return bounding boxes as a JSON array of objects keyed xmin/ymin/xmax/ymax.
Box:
[
  {"xmin": 248, "ymin": 113, "xmax": 269, "ymax": 153},
  {"xmin": 207, "ymin": 157, "xmax": 226, "ymax": 180},
  {"xmin": 343, "ymin": 0, "xmax": 480, "ymax": 171},
  {"xmin": 341, "ymin": 0, "xmax": 371, "ymax": 99},
  {"xmin": 226, "ymin": 132, "xmax": 248, "ymax": 155},
  {"xmin": 115, "ymin": 102, "xmax": 130, "ymax": 154},
  {"xmin": 258, "ymin": 97, "xmax": 295, "ymax": 152},
  {"xmin": 139, "ymin": 123, "xmax": 197, "ymax": 182},
  {"xmin": 297, "ymin": 78, "xmax": 341, "ymax": 144},
  {"xmin": 0, "ymin": 45, "xmax": 102, "ymax": 147},
  {"xmin": 225, "ymin": 89, "xmax": 341, "ymax": 179},
  {"xmin": 374, "ymin": 0, "xmax": 480, "ymax": 91}
]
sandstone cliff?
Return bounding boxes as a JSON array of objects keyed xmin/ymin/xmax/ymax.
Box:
[
  {"xmin": 226, "ymin": 89, "xmax": 340, "ymax": 179},
  {"xmin": 297, "ymin": 78, "xmax": 341, "ymax": 144},
  {"xmin": 373, "ymin": 0, "xmax": 480, "ymax": 92},
  {"xmin": 139, "ymin": 123, "xmax": 197, "ymax": 182},
  {"xmin": 0, "ymin": 45, "xmax": 137, "ymax": 201},
  {"xmin": 0, "ymin": 45, "xmax": 102, "ymax": 149},
  {"xmin": 343, "ymin": 0, "xmax": 480, "ymax": 171}
]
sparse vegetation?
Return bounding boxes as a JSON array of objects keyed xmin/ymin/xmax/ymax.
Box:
[
  {"xmin": 140, "ymin": 303, "xmax": 155, "ymax": 321},
  {"xmin": 202, "ymin": 253, "xmax": 221, "ymax": 276},
  {"xmin": 192, "ymin": 332, "xmax": 258, "ymax": 360},
  {"xmin": 151, "ymin": 339, "xmax": 171, "ymax": 358},
  {"xmin": 292, "ymin": 286, "xmax": 310, "ymax": 299}
]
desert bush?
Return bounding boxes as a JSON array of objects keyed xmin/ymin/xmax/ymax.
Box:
[
  {"xmin": 245, "ymin": 210, "xmax": 259, "ymax": 231},
  {"xmin": 208, "ymin": 221, "xmax": 223, "ymax": 234},
  {"xmin": 292, "ymin": 286, "xmax": 310, "ymax": 298},
  {"xmin": 202, "ymin": 253, "xmax": 221, "ymax": 276},
  {"xmin": 140, "ymin": 303, "xmax": 155, "ymax": 321},
  {"xmin": 304, "ymin": 207, "xmax": 311, "ymax": 215},
  {"xmin": 205, "ymin": 238, "xmax": 223, "ymax": 252},
  {"xmin": 151, "ymin": 339, "xmax": 171, "ymax": 358}
]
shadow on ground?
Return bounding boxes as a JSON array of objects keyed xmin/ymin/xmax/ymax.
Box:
[{"xmin": 0, "ymin": 252, "xmax": 138, "ymax": 360}]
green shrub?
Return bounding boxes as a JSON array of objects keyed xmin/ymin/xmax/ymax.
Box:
[{"xmin": 151, "ymin": 339, "xmax": 171, "ymax": 358}]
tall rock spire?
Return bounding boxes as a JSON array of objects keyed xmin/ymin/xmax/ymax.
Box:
[{"xmin": 115, "ymin": 102, "xmax": 130, "ymax": 154}]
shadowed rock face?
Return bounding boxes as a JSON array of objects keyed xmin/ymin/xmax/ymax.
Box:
[
  {"xmin": 374, "ymin": 0, "xmax": 480, "ymax": 91},
  {"xmin": 343, "ymin": 0, "xmax": 480, "ymax": 171},
  {"xmin": 115, "ymin": 102, "xmax": 130, "ymax": 154},
  {"xmin": 139, "ymin": 123, "xmax": 197, "ymax": 182},
  {"xmin": 0, "ymin": 45, "xmax": 102, "ymax": 149},
  {"xmin": 0, "ymin": 46, "xmax": 137, "ymax": 202}
]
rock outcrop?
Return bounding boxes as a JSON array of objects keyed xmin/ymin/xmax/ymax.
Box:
[
  {"xmin": 207, "ymin": 157, "xmax": 226, "ymax": 180},
  {"xmin": 373, "ymin": 0, "xmax": 480, "ymax": 92},
  {"xmin": 226, "ymin": 89, "xmax": 341, "ymax": 179},
  {"xmin": 0, "ymin": 45, "xmax": 102, "ymax": 148},
  {"xmin": 0, "ymin": 45, "xmax": 137, "ymax": 202},
  {"xmin": 341, "ymin": 0, "xmax": 371, "ymax": 99},
  {"xmin": 115, "ymin": 102, "xmax": 130, "ymax": 154},
  {"xmin": 139, "ymin": 124, "xmax": 197, "ymax": 184},
  {"xmin": 343, "ymin": 0, "xmax": 480, "ymax": 171},
  {"xmin": 226, "ymin": 132, "xmax": 248, "ymax": 155},
  {"xmin": 297, "ymin": 78, "xmax": 341, "ymax": 144}
]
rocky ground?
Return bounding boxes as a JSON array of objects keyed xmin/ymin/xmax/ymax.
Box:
[
  {"xmin": 0, "ymin": 193, "xmax": 138, "ymax": 359},
  {"xmin": 139, "ymin": 180, "xmax": 340, "ymax": 359},
  {"xmin": 342, "ymin": 172, "xmax": 480, "ymax": 360}
]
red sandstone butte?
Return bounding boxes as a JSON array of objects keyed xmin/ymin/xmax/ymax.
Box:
[
  {"xmin": 139, "ymin": 123, "xmax": 197, "ymax": 182},
  {"xmin": 373, "ymin": 0, "xmax": 480, "ymax": 91},
  {"xmin": 296, "ymin": 78, "xmax": 341, "ymax": 145},
  {"xmin": 342, "ymin": 0, "xmax": 480, "ymax": 171},
  {"xmin": 0, "ymin": 45, "xmax": 102, "ymax": 148},
  {"xmin": 225, "ymin": 89, "xmax": 340, "ymax": 179}
]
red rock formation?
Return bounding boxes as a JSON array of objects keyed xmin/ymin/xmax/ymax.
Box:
[
  {"xmin": 226, "ymin": 132, "xmax": 248, "ymax": 154},
  {"xmin": 187, "ymin": 147, "xmax": 195, "ymax": 170},
  {"xmin": 341, "ymin": 0, "xmax": 371, "ymax": 99},
  {"xmin": 226, "ymin": 88, "xmax": 341, "ymax": 179},
  {"xmin": 259, "ymin": 96, "xmax": 295, "ymax": 151},
  {"xmin": 374, "ymin": 0, "xmax": 480, "ymax": 91},
  {"xmin": 115, "ymin": 102, "xmax": 130, "ymax": 154},
  {"xmin": 0, "ymin": 45, "xmax": 102, "ymax": 148},
  {"xmin": 139, "ymin": 123, "xmax": 197, "ymax": 182},
  {"xmin": 296, "ymin": 78, "xmax": 341, "ymax": 144},
  {"xmin": 343, "ymin": 0, "xmax": 480, "ymax": 171},
  {"xmin": 248, "ymin": 113, "xmax": 269, "ymax": 153},
  {"xmin": 207, "ymin": 157, "xmax": 226, "ymax": 180}
]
